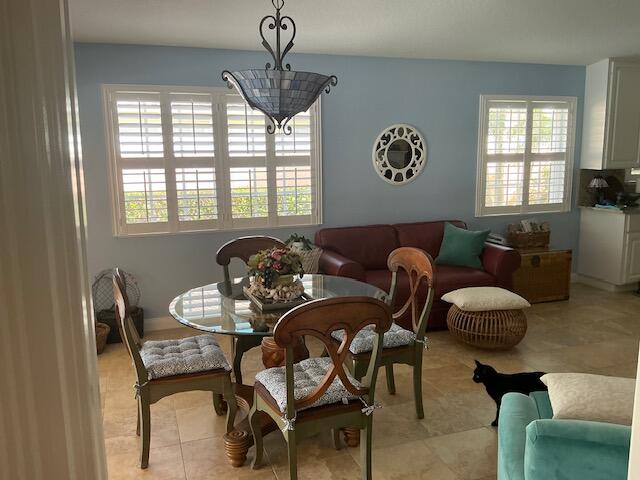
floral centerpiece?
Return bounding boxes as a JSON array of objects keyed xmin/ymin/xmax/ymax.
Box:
[{"xmin": 246, "ymin": 246, "xmax": 305, "ymax": 302}]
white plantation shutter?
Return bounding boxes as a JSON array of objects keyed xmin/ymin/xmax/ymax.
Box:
[
  {"xmin": 476, "ymin": 95, "xmax": 576, "ymax": 216},
  {"xmin": 104, "ymin": 85, "xmax": 321, "ymax": 236}
]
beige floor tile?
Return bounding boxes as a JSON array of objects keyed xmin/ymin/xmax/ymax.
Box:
[
  {"xmin": 272, "ymin": 452, "xmax": 362, "ymax": 480},
  {"xmin": 98, "ymin": 282, "xmax": 638, "ymax": 479},
  {"xmin": 425, "ymin": 427, "xmax": 497, "ymax": 480},
  {"xmin": 351, "ymin": 439, "xmax": 460, "ymax": 480},
  {"xmin": 107, "ymin": 444, "xmax": 186, "ymax": 480},
  {"xmin": 176, "ymin": 404, "xmax": 229, "ymax": 443}
]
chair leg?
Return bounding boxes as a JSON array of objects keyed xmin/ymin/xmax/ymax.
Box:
[
  {"xmin": 212, "ymin": 393, "xmax": 224, "ymax": 416},
  {"xmin": 413, "ymin": 356, "xmax": 424, "ymax": 419},
  {"xmin": 360, "ymin": 418, "xmax": 373, "ymax": 480},
  {"xmin": 285, "ymin": 429, "xmax": 298, "ymax": 480},
  {"xmin": 249, "ymin": 404, "xmax": 263, "ymax": 469},
  {"xmin": 331, "ymin": 428, "xmax": 342, "ymax": 450},
  {"xmin": 138, "ymin": 396, "xmax": 151, "ymax": 469},
  {"xmin": 223, "ymin": 382, "xmax": 238, "ymax": 433},
  {"xmin": 136, "ymin": 407, "xmax": 140, "ymax": 436},
  {"xmin": 385, "ymin": 364, "xmax": 396, "ymax": 395}
]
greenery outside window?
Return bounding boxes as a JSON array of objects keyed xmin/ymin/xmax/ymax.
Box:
[
  {"xmin": 475, "ymin": 95, "xmax": 577, "ymax": 217},
  {"xmin": 102, "ymin": 84, "xmax": 322, "ymax": 236}
]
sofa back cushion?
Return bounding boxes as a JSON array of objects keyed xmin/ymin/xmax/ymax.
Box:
[
  {"xmin": 393, "ymin": 220, "xmax": 467, "ymax": 258},
  {"xmin": 315, "ymin": 225, "xmax": 399, "ymax": 269}
]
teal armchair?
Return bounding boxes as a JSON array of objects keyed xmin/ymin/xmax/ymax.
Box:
[{"xmin": 498, "ymin": 392, "xmax": 631, "ymax": 480}]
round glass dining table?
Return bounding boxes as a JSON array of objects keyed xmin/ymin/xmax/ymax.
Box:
[{"xmin": 169, "ymin": 274, "xmax": 387, "ymax": 385}]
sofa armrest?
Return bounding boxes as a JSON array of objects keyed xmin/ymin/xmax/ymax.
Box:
[
  {"xmin": 318, "ymin": 250, "xmax": 366, "ymax": 281},
  {"xmin": 481, "ymin": 244, "xmax": 521, "ymax": 289},
  {"xmin": 524, "ymin": 419, "xmax": 631, "ymax": 480},
  {"xmin": 498, "ymin": 393, "xmax": 541, "ymax": 480}
]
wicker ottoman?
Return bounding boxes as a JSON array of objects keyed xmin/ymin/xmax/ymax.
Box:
[{"xmin": 443, "ymin": 287, "xmax": 530, "ymax": 350}]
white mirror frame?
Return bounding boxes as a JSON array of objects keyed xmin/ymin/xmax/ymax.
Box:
[{"xmin": 372, "ymin": 124, "xmax": 427, "ymax": 185}]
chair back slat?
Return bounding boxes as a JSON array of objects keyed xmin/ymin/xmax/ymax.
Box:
[
  {"xmin": 216, "ymin": 236, "xmax": 286, "ymax": 283},
  {"xmin": 273, "ymin": 296, "xmax": 392, "ymax": 412},
  {"xmin": 113, "ymin": 268, "xmax": 147, "ymax": 381},
  {"xmin": 387, "ymin": 247, "xmax": 436, "ymax": 338}
]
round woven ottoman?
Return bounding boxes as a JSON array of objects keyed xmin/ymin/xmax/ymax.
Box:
[{"xmin": 443, "ymin": 287, "xmax": 530, "ymax": 350}]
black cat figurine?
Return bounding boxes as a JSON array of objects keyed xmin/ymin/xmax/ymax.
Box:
[{"xmin": 472, "ymin": 360, "xmax": 547, "ymax": 426}]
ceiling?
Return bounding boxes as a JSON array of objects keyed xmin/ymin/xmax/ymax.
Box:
[{"xmin": 70, "ymin": 0, "xmax": 640, "ymax": 65}]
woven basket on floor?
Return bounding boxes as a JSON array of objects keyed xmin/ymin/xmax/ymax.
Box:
[
  {"xmin": 95, "ymin": 322, "xmax": 111, "ymax": 354},
  {"xmin": 446, "ymin": 305, "xmax": 527, "ymax": 350}
]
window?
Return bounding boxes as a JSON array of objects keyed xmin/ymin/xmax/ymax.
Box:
[
  {"xmin": 476, "ymin": 95, "xmax": 576, "ymax": 216},
  {"xmin": 103, "ymin": 85, "xmax": 322, "ymax": 235}
]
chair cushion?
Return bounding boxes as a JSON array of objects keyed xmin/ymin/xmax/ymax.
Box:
[
  {"xmin": 441, "ymin": 286, "xmax": 530, "ymax": 311},
  {"xmin": 255, "ymin": 357, "xmax": 362, "ymax": 413},
  {"xmin": 140, "ymin": 334, "xmax": 230, "ymax": 379},
  {"xmin": 331, "ymin": 323, "xmax": 417, "ymax": 354}
]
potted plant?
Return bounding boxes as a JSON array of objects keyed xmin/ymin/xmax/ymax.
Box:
[{"xmin": 246, "ymin": 246, "xmax": 305, "ymax": 303}]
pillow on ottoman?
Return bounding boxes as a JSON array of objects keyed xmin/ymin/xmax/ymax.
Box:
[
  {"xmin": 435, "ymin": 222, "xmax": 490, "ymax": 269},
  {"xmin": 441, "ymin": 286, "xmax": 530, "ymax": 311},
  {"xmin": 541, "ymin": 373, "xmax": 635, "ymax": 425}
]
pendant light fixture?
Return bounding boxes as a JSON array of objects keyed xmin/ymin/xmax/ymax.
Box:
[{"xmin": 222, "ymin": 0, "xmax": 337, "ymax": 135}]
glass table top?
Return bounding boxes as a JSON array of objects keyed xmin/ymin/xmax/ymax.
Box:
[{"xmin": 169, "ymin": 274, "xmax": 387, "ymax": 336}]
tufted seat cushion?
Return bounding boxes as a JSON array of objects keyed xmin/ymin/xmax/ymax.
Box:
[
  {"xmin": 140, "ymin": 334, "xmax": 230, "ymax": 380},
  {"xmin": 255, "ymin": 357, "xmax": 361, "ymax": 413},
  {"xmin": 331, "ymin": 323, "xmax": 417, "ymax": 354}
]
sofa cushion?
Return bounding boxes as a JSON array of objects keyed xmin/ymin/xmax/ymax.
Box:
[
  {"xmin": 140, "ymin": 334, "xmax": 230, "ymax": 379},
  {"xmin": 441, "ymin": 286, "xmax": 530, "ymax": 311},
  {"xmin": 541, "ymin": 373, "xmax": 635, "ymax": 425},
  {"xmin": 393, "ymin": 220, "xmax": 467, "ymax": 258},
  {"xmin": 315, "ymin": 225, "xmax": 399, "ymax": 270},
  {"xmin": 434, "ymin": 265, "xmax": 496, "ymax": 297},
  {"xmin": 435, "ymin": 222, "xmax": 490, "ymax": 269},
  {"xmin": 255, "ymin": 357, "xmax": 361, "ymax": 413}
]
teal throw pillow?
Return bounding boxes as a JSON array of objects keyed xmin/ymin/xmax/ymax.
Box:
[{"xmin": 435, "ymin": 223, "xmax": 490, "ymax": 270}]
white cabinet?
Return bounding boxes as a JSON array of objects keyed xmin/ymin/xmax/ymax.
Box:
[
  {"xmin": 625, "ymin": 232, "xmax": 640, "ymax": 282},
  {"xmin": 581, "ymin": 58, "xmax": 640, "ymax": 170},
  {"xmin": 578, "ymin": 208, "xmax": 640, "ymax": 286}
]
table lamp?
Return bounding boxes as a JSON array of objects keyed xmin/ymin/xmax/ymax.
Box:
[{"xmin": 588, "ymin": 175, "xmax": 609, "ymax": 205}]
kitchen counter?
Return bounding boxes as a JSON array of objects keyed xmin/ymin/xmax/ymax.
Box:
[{"xmin": 579, "ymin": 206, "xmax": 640, "ymax": 214}]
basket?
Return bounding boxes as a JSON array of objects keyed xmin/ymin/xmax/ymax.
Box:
[
  {"xmin": 506, "ymin": 230, "xmax": 550, "ymax": 249},
  {"xmin": 95, "ymin": 322, "xmax": 111, "ymax": 354},
  {"xmin": 446, "ymin": 305, "xmax": 527, "ymax": 350}
]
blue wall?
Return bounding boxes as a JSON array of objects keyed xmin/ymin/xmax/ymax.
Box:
[{"xmin": 75, "ymin": 43, "xmax": 585, "ymax": 322}]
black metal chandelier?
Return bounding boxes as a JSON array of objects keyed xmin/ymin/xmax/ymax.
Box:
[{"xmin": 222, "ymin": 0, "xmax": 337, "ymax": 135}]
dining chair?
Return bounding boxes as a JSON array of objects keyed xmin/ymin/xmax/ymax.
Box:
[
  {"xmin": 330, "ymin": 247, "xmax": 435, "ymax": 419},
  {"xmin": 112, "ymin": 268, "xmax": 237, "ymax": 469},
  {"xmin": 216, "ymin": 235, "xmax": 287, "ymax": 284},
  {"xmin": 215, "ymin": 235, "xmax": 286, "ymax": 384},
  {"xmin": 249, "ymin": 296, "xmax": 392, "ymax": 480}
]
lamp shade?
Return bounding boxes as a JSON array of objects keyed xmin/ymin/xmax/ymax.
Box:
[{"xmin": 588, "ymin": 176, "xmax": 609, "ymax": 189}]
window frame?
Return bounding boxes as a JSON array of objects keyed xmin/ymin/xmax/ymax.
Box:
[
  {"xmin": 475, "ymin": 94, "xmax": 577, "ymax": 217},
  {"xmin": 102, "ymin": 84, "xmax": 323, "ymax": 237}
]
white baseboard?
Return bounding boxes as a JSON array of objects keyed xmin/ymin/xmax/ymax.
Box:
[
  {"xmin": 145, "ymin": 315, "xmax": 187, "ymax": 332},
  {"xmin": 571, "ymin": 273, "xmax": 638, "ymax": 292}
]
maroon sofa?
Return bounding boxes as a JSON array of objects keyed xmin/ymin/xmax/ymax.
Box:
[{"xmin": 315, "ymin": 220, "xmax": 521, "ymax": 331}]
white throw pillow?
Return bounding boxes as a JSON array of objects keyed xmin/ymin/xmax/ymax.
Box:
[
  {"xmin": 440, "ymin": 287, "xmax": 530, "ymax": 311},
  {"xmin": 541, "ymin": 373, "xmax": 635, "ymax": 425}
]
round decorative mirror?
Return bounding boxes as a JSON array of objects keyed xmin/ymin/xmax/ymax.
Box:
[{"xmin": 372, "ymin": 124, "xmax": 427, "ymax": 185}]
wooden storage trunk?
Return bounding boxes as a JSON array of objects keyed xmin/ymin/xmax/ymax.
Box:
[{"xmin": 513, "ymin": 249, "xmax": 572, "ymax": 303}]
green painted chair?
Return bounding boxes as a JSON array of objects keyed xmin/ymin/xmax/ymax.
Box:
[
  {"xmin": 331, "ymin": 247, "xmax": 435, "ymax": 419},
  {"xmin": 215, "ymin": 235, "xmax": 286, "ymax": 385},
  {"xmin": 249, "ymin": 296, "xmax": 393, "ymax": 480},
  {"xmin": 112, "ymin": 268, "xmax": 237, "ymax": 469}
]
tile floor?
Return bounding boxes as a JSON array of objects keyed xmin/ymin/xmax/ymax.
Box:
[{"xmin": 99, "ymin": 283, "xmax": 640, "ymax": 479}]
